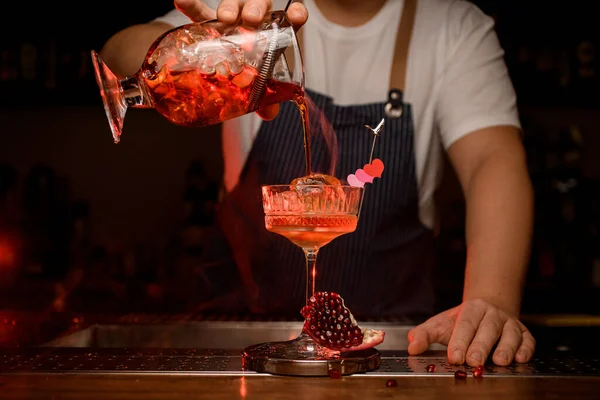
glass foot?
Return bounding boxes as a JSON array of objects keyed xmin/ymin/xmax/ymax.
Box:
[
  {"xmin": 242, "ymin": 332, "xmax": 380, "ymax": 376},
  {"xmin": 90, "ymin": 50, "xmax": 127, "ymax": 144}
]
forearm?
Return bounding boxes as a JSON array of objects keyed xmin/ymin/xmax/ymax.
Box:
[
  {"xmin": 99, "ymin": 22, "xmax": 174, "ymax": 78},
  {"xmin": 462, "ymin": 151, "xmax": 534, "ymax": 316}
]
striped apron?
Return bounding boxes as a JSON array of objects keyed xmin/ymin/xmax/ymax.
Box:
[{"xmin": 214, "ymin": 0, "xmax": 435, "ymax": 318}]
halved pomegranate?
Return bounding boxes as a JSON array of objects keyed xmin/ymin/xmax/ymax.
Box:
[{"xmin": 300, "ymin": 291, "xmax": 385, "ymax": 352}]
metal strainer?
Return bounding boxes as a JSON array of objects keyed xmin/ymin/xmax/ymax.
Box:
[{"xmin": 247, "ymin": 0, "xmax": 294, "ymax": 112}]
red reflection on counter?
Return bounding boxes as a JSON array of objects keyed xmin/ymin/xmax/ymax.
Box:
[{"xmin": 239, "ymin": 376, "xmax": 247, "ymax": 398}]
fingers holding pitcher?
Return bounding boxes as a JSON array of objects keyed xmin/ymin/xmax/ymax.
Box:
[
  {"xmin": 241, "ymin": 0, "xmax": 274, "ymax": 24},
  {"xmin": 285, "ymin": 1, "xmax": 308, "ymax": 30},
  {"xmin": 175, "ymin": 0, "xmax": 307, "ymax": 30},
  {"xmin": 174, "ymin": 0, "xmax": 217, "ymax": 22},
  {"xmin": 241, "ymin": 0, "xmax": 307, "ymax": 28}
]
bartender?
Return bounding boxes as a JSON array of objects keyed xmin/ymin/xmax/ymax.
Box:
[{"xmin": 98, "ymin": 0, "xmax": 536, "ymax": 367}]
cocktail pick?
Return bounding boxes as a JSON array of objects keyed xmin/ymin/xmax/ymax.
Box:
[
  {"xmin": 346, "ymin": 118, "xmax": 386, "ymax": 219},
  {"xmin": 365, "ymin": 119, "xmax": 385, "ymax": 163},
  {"xmin": 284, "ymin": 0, "xmax": 294, "ymax": 12}
]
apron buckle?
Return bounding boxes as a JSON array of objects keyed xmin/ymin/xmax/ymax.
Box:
[{"xmin": 385, "ymin": 89, "xmax": 404, "ymax": 119}]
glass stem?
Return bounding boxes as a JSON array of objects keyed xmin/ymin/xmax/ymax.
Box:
[
  {"xmin": 121, "ymin": 75, "xmax": 152, "ymax": 108},
  {"xmin": 303, "ymin": 248, "xmax": 319, "ymax": 305}
]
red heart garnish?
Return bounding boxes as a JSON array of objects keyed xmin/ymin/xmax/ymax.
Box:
[{"xmin": 363, "ymin": 159, "xmax": 384, "ymax": 178}]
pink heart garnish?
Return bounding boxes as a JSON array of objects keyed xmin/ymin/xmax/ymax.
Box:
[
  {"xmin": 347, "ymin": 174, "xmax": 365, "ymax": 188},
  {"xmin": 363, "ymin": 158, "xmax": 384, "ymax": 178},
  {"xmin": 355, "ymin": 169, "xmax": 374, "ymax": 183}
]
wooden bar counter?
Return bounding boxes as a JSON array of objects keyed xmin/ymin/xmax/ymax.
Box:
[
  {"xmin": 1, "ymin": 373, "xmax": 600, "ymax": 399},
  {"xmin": 1, "ymin": 313, "xmax": 599, "ymax": 399}
]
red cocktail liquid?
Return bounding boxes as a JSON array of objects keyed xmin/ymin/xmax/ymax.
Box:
[
  {"xmin": 144, "ymin": 64, "xmax": 303, "ymax": 128},
  {"xmin": 265, "ymin": 215, "xmax": 358, "ymax": 248}
]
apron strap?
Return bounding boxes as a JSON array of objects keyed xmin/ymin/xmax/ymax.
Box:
[
  {"xmin": 390, "ymin": 0, "xmax": 416, "ymax": 92},
  {"xmin": 385, "ymin": 0, "xmax": 417, "ymax": 118}
]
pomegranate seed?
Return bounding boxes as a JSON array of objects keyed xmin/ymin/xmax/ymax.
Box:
[
  {"xmin": 385, "ymin": 379, "xmax": 398, "ymax": 387},
  {"xmin": 454, "ymin": 370, "xmax": 467, "ymax": 380},
  {"xmin": 426, "ymin": 364, "xmax": 436, "ymax": 373},
  {"xmin": 473, "ymin": 366, "xmax": 484, "ymax": 378},
  {"xmin": 328, "ymin": 369, "xmax": 342, "ymax": 379}
]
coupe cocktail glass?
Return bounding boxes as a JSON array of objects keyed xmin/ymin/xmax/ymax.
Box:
[
  {"xmin": 242, "ymin": 184, "xmax": 363, "ymax": 371},
  {"xmin": 262, "ymin": 184, "xmax": 361, "ymax": 304},
  {"xmin": 91, "ymin": 10, "xmax": 303, "ymax": 143}
]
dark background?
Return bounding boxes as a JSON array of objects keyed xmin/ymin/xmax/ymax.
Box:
[{"xmin": 0, "ymin": 1, "xmax": 599, "ymax": 318}]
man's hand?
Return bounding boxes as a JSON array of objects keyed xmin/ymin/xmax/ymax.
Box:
[
  {"xmin": 407, "ymin": 299, "xmax": 536, "ymax": 367},
  {"xmin": 173, "ymin": 0, "xmax": 309, "ymax": 121},
  {"xmin": 175, "ymin": 0, "xmax": 308, "ymax": 26}
]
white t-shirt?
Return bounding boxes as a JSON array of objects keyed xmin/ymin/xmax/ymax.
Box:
[{"xmin": 154, "ymin": 0, "xmax": 520, "ymax": 230}]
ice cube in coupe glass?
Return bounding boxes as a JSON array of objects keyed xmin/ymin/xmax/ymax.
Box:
[
  {"xmin": 290, "ymin": 174, "xmax": 345, "ymax": 204},
  {"xmin": 291, "ymin": 173, "xmax": 341, "ymax": 187}
]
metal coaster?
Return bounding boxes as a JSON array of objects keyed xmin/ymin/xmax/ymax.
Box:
[{"xmin": 242, "ymin": 340, "xmax": 381, "ymax": 376}]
